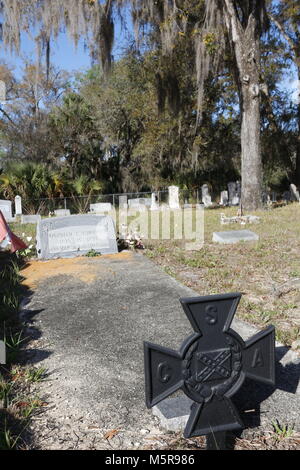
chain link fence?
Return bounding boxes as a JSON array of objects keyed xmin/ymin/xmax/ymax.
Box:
[
  {"xmin": 20, "ymin": 189, "xmax": 203, "ymax": 215},
  {"xmin": 17, "ymin": 186, "xmax": 294, "ymax": 216}
]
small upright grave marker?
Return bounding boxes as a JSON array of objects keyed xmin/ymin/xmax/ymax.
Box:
[
  {"xmin": 15, "ymin": 195, "xmax": 22, "ymax": 215},
  {"xmin": 144, "ymin": 293, "xmax": 275, "ymax": 449}
]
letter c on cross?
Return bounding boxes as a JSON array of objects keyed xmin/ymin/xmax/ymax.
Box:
[{"xmin": 157, "ymin": 362, "xmax": 172, "ymax": 383}]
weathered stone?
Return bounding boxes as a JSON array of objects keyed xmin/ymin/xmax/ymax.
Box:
[
  {"xmin": 36, "ymin": 214, "xmax": 118, "ymax": 259},
  {"xmin": 212, "ymin": 229, "xmax": 259, "ymax": 244},
  {"xmin": 152, "ymin": 396, "xmax": 192, "ymax": 432}
]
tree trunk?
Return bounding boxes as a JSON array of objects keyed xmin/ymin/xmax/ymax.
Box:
[
  {"xmin": 295, "ymin": 66, "xmax": 300, "ymax": 187},
  {"xmin": 225, "ymin": 7, "xmax": 263, "ymax": 211},
  {"xmin": 240, "ymin": 72, "xmax": 263, "ymax": 211}
]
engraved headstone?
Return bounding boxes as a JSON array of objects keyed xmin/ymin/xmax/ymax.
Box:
[
  {"xmin": 168, "ymin": 186, "xmax": 180, "ymax": 209},
  {"xmin": 144, "ymin": 293, "xmax": 275, "ymax": 449},
  {"xmin": 54, "ymin": 209, "xmax": 71, "ymax": 217},
  {"xmin": 201, "ymin": 184, "xmax": 212, "ymax": 207},
  {"xmin": 0, "ymin": 200, "xmax": 13, "ymax": 222},
  {"xmin": 36, "ymin": 214, "xmax": 118, "ymax": 259},
  {"xmin": 15, "ymin": 195, "xmax": 22, "ymax": 215}
]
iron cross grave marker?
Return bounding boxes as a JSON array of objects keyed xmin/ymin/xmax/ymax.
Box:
[{"xmin": 144, "ymin": 292, "xmax": 275, "ymax": 447}]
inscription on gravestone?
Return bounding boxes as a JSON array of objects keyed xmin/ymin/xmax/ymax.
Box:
[{"xmin": 36, "ymin": 214, "xmax": 118, "ymax": 259}]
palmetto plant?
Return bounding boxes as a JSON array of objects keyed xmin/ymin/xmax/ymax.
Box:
[{"xmin": 71, "ymin": 175, "xmax": 102, "ymax": 213}]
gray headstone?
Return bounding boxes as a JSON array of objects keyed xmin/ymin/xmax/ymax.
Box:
[
  {"xmin": 220, "ymin": 190, "xmax": 229, "ymax": 206},
  {"xmin": 227, "ymin": 182, "xmax": 240, "ymax": 206},
  {"xmin": 212, "ymin": 229, "xmax": 259, "ymax": 244},
  {"xmin": 54, "ymin": 209, "xmax": 71, "ymax": 217},
  {"xmin": 0, "ymin": 200, "xmax": 13, "ymax": 222},
  {"xmin": 15, "ymin": 195, "xmax": 22, "ymax": 215},
  {"xmin": 201, "ymin": 184, "xmax": 212, "ymax": 207},
  {"xmin": 21, "ymin": 214, "xmax": 41, "ymax": 224},
  {"xmin": 36, "ymin": 214, "xmax": 118, "ymax": 259},
  {"xmin": 290, "ymin": 184, "xmax": 300, "ymax": 202},
  {"xmin": 90, "ymin": 202, "xmax": 112, "ymax": 213}
]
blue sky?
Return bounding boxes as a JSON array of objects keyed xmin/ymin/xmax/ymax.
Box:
[{"xmin": 0, "ymin": 18, "xmax": 298, "ymax": 103}]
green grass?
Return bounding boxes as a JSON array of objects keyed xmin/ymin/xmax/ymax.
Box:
[
  {"xmin": 0, "ymin": 253, "xmax": 43, "ymax": 450},
  {"xmin": 144, "ymin": 203, "xmax": 300, "ymax": 347}
]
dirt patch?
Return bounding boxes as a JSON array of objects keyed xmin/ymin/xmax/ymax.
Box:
[{"xmin": 20, "ymin": 251, "xmax": 134, "ymax": 289}]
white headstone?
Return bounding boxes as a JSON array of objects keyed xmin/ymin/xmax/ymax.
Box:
[
  {"xmin": 128, "ymin": 198, "xmax": 147, "ymax": 211},
  {"xmin": 168, "ymin": 186, "xmax": 180, "ymax": 209},
  {"xmin": 54, "ymin": 209, "xmax": 71, "ymax": 217},
  {"xmin": 15, "ymin": 195, "xmax": 22, "ymax": 215},
  {"xmin": 0, "ymin": 200, "xmax": 13, "ymax": 222},
  {"xmin": 90, "ymin": 202, "xmax": 112, "ymax": 213}
]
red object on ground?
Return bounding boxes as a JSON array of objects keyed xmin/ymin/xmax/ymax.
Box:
[{"xmin": 0, "ymin": 210, "xmax": 27, "ymax": 253}]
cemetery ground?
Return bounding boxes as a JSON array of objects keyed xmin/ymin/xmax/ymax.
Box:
[{"xmin": 1, "ymin": 203, "xmax": 300, "ymax": 450}]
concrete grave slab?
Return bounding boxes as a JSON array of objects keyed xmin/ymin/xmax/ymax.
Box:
[
  {"xmin": 213, "ymin": 229, "xmax": 259, "ymax": 244},
  {"xmin": 54, "ymin": 209, "xmax": 71, "ymax": 217},
  {"xmin": 36, "ymin": 214, "xmax": 118, "ymax": 259}
]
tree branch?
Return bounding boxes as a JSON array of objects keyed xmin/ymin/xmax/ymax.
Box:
[
  {"xmin": 0, "ymin": 105, "xmax": 16, "ymax": 126},
  {"xmin": 269, "ymin": 12, "xmax": 297, "ymax": 58}
]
